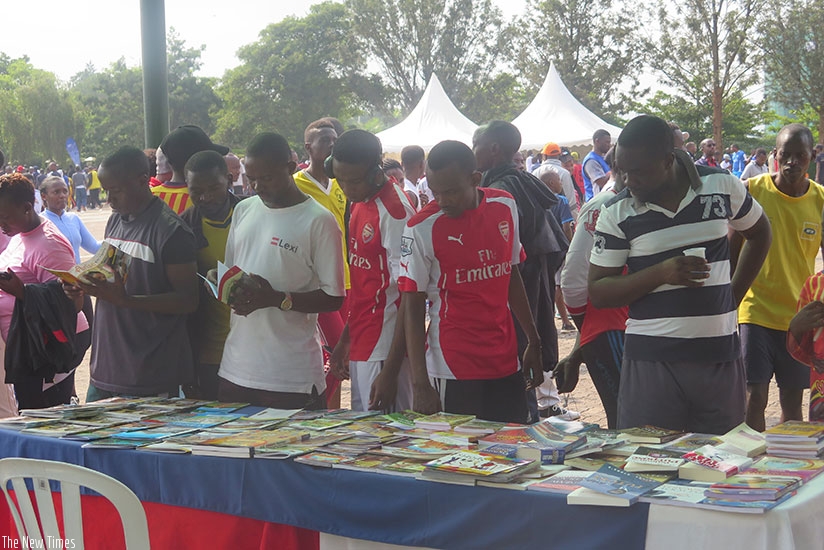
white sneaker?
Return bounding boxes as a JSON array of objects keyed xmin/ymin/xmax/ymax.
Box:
[{"xmin": 540, "ymin": 404, "xmax": 581, "ymax": 421}]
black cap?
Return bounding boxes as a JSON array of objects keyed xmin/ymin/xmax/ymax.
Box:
[{"xmin": 159, "ymin": 125, "xmax": 229, "ymax": 170}]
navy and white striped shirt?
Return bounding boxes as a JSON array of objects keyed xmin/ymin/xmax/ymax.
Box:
[{"xmin": 590, "ymin": 151, "xmax": 763, "ymax": 363}]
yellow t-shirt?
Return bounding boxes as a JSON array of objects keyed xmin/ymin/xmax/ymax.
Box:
[
  {"xmin": 87, "ymin": 170, "xmax": 101, "ymax": 190},
  {"xmin": 738, "ymin": 173, "xmax": 824, "ymax": 330},
  {"xmin": 293, "ymin": 169, "xmax": 350, "ymax": 288},
  {"xmin": 195, "ymin": 207, "xmax": 234, "ymax": 365}
]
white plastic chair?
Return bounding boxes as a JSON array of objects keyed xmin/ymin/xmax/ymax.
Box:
[{"xmin": 0, "ymin": 458, "xmax": 150, "ymax": 550}]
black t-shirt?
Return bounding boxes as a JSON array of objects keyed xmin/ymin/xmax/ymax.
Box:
[{"xmin": 90, "ymin": 197, "xmax": 197, "ymax": 394}]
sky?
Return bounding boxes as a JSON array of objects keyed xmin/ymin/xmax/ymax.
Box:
[{"xmin": 5, "ymin": 0, "xmax": 527, "ymax": 82}]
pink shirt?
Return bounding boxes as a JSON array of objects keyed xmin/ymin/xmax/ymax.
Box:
[{"xmin": 0, "ymin": 219, "xmax": 87, "ymax": 341}]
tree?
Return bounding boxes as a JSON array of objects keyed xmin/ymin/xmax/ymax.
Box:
[
  {"xmin": 0, "ymin": 56, "xmax": 83, "ymax": 165},
  {"xmin": 642, "ymin": 0, "xmax": 764, "ymax": 151},
  {"xmin": 511, "ymin": 0, "xmax": 643, "ymax": 121},
  {"xmin": 637, "ymin": 89, "xmax": 766, "ymax": 149},
  {"xmin": 214, "ymin": 2, "xmax": 373, "ymax": 149},
  {"xmin": 346, "ymin": 0, "xmax": 505, "ymax": 113},
  {"xmin": 759, "ymin": 0, "xmax": 824, "ymax": 141},
  {"xmin": 70, "ymin": 59, "xmax": 145, "ymax": 159},
  {"xmin": 166, "ymin": 28, "xmax": 221, "ymax": 133}
]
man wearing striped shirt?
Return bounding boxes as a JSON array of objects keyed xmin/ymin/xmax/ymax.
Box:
[{"xmin": 588, "ymin": 115, "xmax": 772, "ymax": 434}]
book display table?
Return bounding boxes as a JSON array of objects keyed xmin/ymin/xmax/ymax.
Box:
[{"xmin": 0, "ymin": 428, "xmax": 648, "ymax": 549}]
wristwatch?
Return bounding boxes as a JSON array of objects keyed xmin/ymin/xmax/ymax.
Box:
[{"xmin": 279, "ymin": 291, "xmax": 293, "ymax": 311}]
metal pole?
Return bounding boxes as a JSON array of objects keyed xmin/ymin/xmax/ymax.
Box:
[{"xmin": 140, "ymin": 0, "xmax": 170, "ymax": 148}]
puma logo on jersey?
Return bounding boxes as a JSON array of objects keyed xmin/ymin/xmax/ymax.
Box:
[
  {"xmin": 447, "ymin": 234, "xmax": 464, "ymax": 245},
  {"xmin": 400, "ymin": 261, "xmax": 409, "ymax": 272}
]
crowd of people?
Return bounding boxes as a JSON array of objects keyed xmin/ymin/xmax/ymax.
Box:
[{"xmin": 0, "ymin": 112, "xmax": 821, "ymax": 436}]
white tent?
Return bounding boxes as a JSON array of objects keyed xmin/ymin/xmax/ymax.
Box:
[
  {"xmin": 376, "ymin": 74, "xmax": 478, "ymax": 153},
  {"xmin": 512, "ymin": 63, "xmax": 622, "ymax": 150}
]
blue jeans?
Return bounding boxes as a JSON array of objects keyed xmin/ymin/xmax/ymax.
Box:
[{"xmin": 75, "ymin": 187, "xmax": 87, "ymax": 208}]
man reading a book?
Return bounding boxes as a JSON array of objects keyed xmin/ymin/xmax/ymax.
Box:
[
  {"xmin": 399, "ymin": 140, "xmax": 542, "ymax": 424},
  {"xmin": 181, "ymin": 150, "xmax": 244, "ymax": 400},
  {"xmin": 64, "ymin": 147, "xmax": 199, "ymax": 401},
  {"xmin": 588, "ymin": 115, "xmax": 772, "ymax": 434},
  {"xmin": 216, "ymin": 133, "xmax": 345, "ymax": 409}
]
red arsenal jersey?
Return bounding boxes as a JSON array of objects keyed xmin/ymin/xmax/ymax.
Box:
[
  {"xmin": 348, "ymin": 182, "xmax": 415, "ymax": 361},
  {"xmin": 398, "ymin": 187, "xmax": 522, "ymax": 380}
]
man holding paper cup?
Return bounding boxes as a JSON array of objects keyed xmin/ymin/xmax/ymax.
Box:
[{"xmin": 588, "ymin": 115, "xmax": 772, "ymax": 435}]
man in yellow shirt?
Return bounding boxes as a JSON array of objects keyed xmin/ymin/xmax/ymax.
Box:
[
  {"xmin": 86, "ymin": 166, "xmax": 102, "ymax": 209},
  {"xmin": 293, "ymin": 118, "xmax": 350, "ymax": 407},
  {"xmin": 735, "ymin": 124, "xmax": 824, "ymax": 430}
]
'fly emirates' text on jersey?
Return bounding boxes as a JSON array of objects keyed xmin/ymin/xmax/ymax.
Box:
[
  {"xmin": 348, "ymin": 182, "xmax": 415, "ymax": 361},
  {"xmin": 398, "ymin": 187, "xmax": 522, "ymax": 380}
]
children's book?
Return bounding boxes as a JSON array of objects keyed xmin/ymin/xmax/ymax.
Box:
[
  {"xmin": 705, "ymin": 474, "xmax": 801, "ymax": 501},
  {"xmin": 42, "ymin": 241, "xmax": 131, "ymax": 286},
  {"xmin": 743, "ymin": 455, "xmax": 824, "ymax": 483}
]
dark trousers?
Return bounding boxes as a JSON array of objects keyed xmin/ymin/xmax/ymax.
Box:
[
  {"xmin": 14, "ymin": 371, "xmax": 76, "ymax": 410},
  {"xmin": 217, "ymin": 377, "xmax": 326, "ymax": 410},
  {"xmin": 439, "ymin": 371, "xmax": 529, "ymax": 424},
  {"xmin": 581, "ymin": 330, "xmax": 625, "ymax": 429}
]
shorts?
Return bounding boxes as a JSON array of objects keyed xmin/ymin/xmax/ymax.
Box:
[
  {"xmin": 350, "ymin": 359, "xmax": 413, "ymax": 412},
  {"xmin": 741, "ymin": 323, "xmax": 810, "ymax": 389},
  {"xmin": 432, "ymin": 371, "xmax": 528, "ymax": 424},
  {"xmin": 617, "ymin": 357, "xmax": 746, "ymax": 435}
]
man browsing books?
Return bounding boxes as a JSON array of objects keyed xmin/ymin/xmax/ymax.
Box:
[
  {"xmin": 588, "ymin": 115, "xmax": 772, "ymax": 434},
  {"xmin": 181, "ymin": 150, "xmax": 245, "ymax": 399},
  {"xmin": 399, "ymin": 140, "xmax": 542, "ymax": 424},
  {"xmin": 64, "ymin": 146, "xmax": 199, "ymax": 400},
  {"xmin": 327, "ymin": 130, "xmax": 415, "ymax": 411},
  {"xmin": 216, "ymin": 133, "xmax": 345, "ymax": 409}
]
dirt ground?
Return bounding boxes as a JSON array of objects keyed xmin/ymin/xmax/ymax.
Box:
[{"xmin": 73, "ymin": 206, "xmax": 805, "ymax": 429}]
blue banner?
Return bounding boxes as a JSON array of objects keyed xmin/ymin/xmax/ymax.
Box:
[{"xmin": 65, "ymin": 138, "xmax": 81, "ymax": 168}]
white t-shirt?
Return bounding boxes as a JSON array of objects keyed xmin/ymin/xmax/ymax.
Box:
[{"xmin": 218, "ymin": 196, "xmax": 345, "ymax": 394}]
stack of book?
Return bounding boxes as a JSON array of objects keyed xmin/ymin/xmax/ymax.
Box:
[
  {"xmin": 742, "ymin": 455, "xmax": 824, "ymax": 483},
  {"xmin": 567, "ymin": 464, "xmax": 661, "ymax": 507},
  {"xmin": 764, "ymin": 421, "xmax": 824, "ymax": 459},
  {"xmin": 639, "ymin": 479, "xmax": 794, "ymax": 514},
  {"xmin": 478, "ymin": 420, "xmax": 586, "ymax": 464},
  {"xmin": 678, "ymin": 445, "xmax": 753, "ymax": 482},
  {"xmin": 704, "ymin": 474, "xmax": 800, "ymax": 502},
  {"xmin": 419, "ymin": 450, "xmax": 538, "ymax": 486}
]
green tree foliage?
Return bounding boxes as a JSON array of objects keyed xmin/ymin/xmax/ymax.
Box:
[
  {"xmin": 638, "ymin": 89, "xmax": 766, "ymax": 150},
  {"xmin": 71, "ymin": 59, "xmax": 145, "ymax": 159},
  {"xmin": 0, "ymin": 55, "xmax": 83, "ymax": 165},
  {"xmin": 214, "ymin": 2, "xmax": 374, "ymax": 150},
  {"xmin": 346, "ymin": 0, "xmax": 505, "ymax": 114},
  {"xmin": 511, "ymin": 0, "xmax": 643, "ymax": 122},
  {"xmin": 166, "ymin": 29, "xmax": 221, "ymax": 133},
  {"xmin": 642, "ymin": 0, "xmax": 764, "ymax": 150},
  {"xmin": 71, "ymin": 28, "xmax": 220, "ymax": 158},
  {"xmin": 759, "ymin": 0, "xmax": 824, "ymax": 142}
]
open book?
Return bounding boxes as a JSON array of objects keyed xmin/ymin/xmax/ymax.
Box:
[
  {"xmin": 198, "ymin": 261, "xmax": 249, "ymax": 305},
  {"xmin": 42, "ymin": 241, "xmax": 131, "ymax": 286}
]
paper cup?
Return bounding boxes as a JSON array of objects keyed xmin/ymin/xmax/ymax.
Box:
[
  {"xmin": 682, "ymin": 247, "xmax": 706, "ymax": 259},
  {"xmin": 683, "ymin": 247, "xmax": 707, "ymax": 282}
]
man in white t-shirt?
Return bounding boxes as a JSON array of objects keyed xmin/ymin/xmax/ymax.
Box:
[
  {"xmin": 401, "ymin": 145, "xmax": 432, "ymax": 206},
  {"xmin": 216, "ymin": 132, "xmax": 346, "ymax": 409},
  {"xmin": 532, "ymin": 142, "xmax": 579, "ymax": 219}
]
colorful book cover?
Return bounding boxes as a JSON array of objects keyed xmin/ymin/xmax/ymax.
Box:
[
  {"xmin": 743, "ymin": 455, "xmax": 824, "ymax": 483},
  {"xmin": 110, "ymin": 425, "xmax": 198, "ymax": 440},
  {"xmin": 664, "ymin": 433, "xmax": 724, "ymax": 453},
  {"xmin": 527, "ymin": 421, "xmax": 587, "ymax": 451},
  {"xmin": 377, "ymin": 458, "xmax": 429, "ymax": 476},
  {"xmin": 424, "ymin": 451, "xmax": 531, "ymax": 477},
  {"xmin": 578, "ymin": 463, "xmax": 661, "ymax": 504},
  {"xmin": 453, "ymin": 419, "xmax": 505, "ymax": 435},
  {"xmin": 293, "ymin": 451, "xmax": 351, "ymax": 467},
  {"xmin": 764, "ymin": 421, "xmax": 824, "ymax": 441},
  {"xmin": 682, "ymin": 445, "xmax": 753, "ymax": 476},
  {"xmin": 194, "ymin": 402, "xmax": 249, "ymax": 413},
  {"xmin": 375, "ymin": 438, "xmax": 468, "ymax": 459},
  {"xmin": 705, "ymin": 475, "xmax": 801, "ymax": 501},
  {"xmin": 142, "ymin": 413, "xmax": 243, "ymax": 429},
  {"xmin": 192, "ymin": 428, "xmax": 310, "ymax": 450},
  {"xmin": 382, "ymin": 410, "xmax": 426, "ymax": 428},
  {"xmin": 41, "ymin": 241, "xmax": 131, "ymax": 286},
  {"xmin": 811, "ymin": 368, "xmax": 824, "ymax": 422},
  {"xmin": 414, "ymin": 412, "xmax": 476, "ymax": 430},
  {"xmin": 527, "ymin": 470, "xmax": 593, "ymax": 494},
  {"xmin": 565, "ymin": 454, "xmax": 628, "ymax": 471},
  {"xmin": 624, "ymin": 448, "xmax": 685, "ymax": 473}
]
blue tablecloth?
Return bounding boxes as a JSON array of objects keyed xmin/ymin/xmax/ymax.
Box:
[{"xmin": 0, "ymin": 428, "xmax": 649, "ymax": 550}]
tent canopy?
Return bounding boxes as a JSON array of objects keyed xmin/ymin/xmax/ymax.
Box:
[
  {"xmin": 376, "ymin": 74, "xmax": 478, "ymax": 153},
  {"xmin": 512, "ymin": 63, "xmax": 622, "ymax": 150}
]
